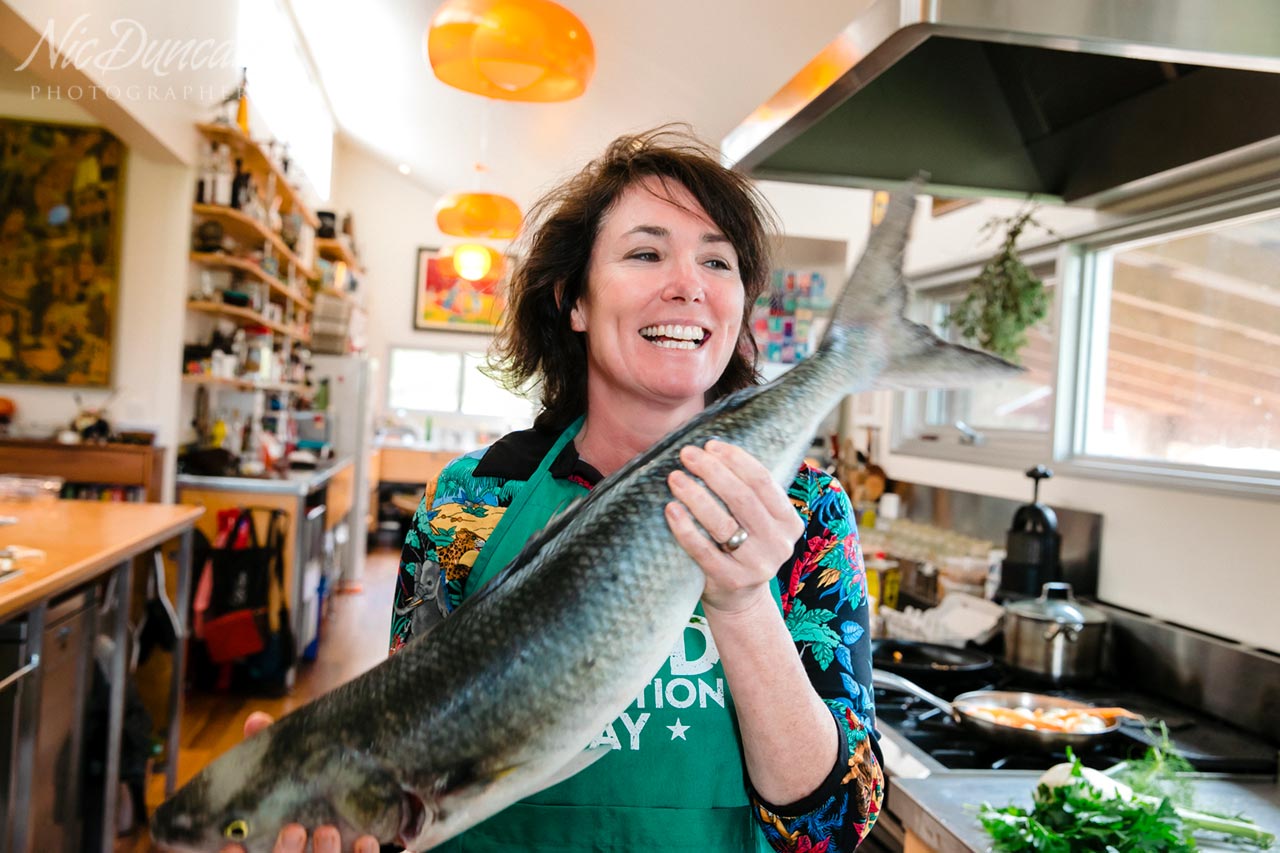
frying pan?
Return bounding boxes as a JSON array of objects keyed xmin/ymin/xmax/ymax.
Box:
[
  {"xmin": 873, "ymin": 670, "xmax": 1124, "ymax": 752},
  {"xmin": 872, "ymin": 640, "xmax": 994, "ymax": 682}
]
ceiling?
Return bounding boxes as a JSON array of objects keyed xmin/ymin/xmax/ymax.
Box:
[{"xmin": 289, "ymin": 0, "xmax": 874, "ymax": 208}]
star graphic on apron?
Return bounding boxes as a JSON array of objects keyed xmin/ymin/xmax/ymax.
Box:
[{"xmin": 667, "ymin": 718, "xmax": 690, "ymax": 741}]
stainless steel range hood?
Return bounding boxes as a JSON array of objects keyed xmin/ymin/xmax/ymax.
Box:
[{"xmin": 722, "ymin": 0, "xmax": 1280, "ymax": 206}]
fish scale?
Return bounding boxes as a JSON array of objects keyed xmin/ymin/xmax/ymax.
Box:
[{"xmin": 151, "ymin": 185, "xmax": 1020, "ymax": 853}]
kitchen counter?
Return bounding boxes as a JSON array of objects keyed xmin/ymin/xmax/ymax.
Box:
[
  {"xmin": 0, "ymin": 500, "xmax": 202, "ymax": 621},
  {"xmin": 0, "ymin": 499, "xmax": 201, "ymax": 852},
  {"xmin": 890, "ymin": 770, "xmax": 1280, "ymax": 853},
  {"xmin": 373, "ymin": 437, "xmax": 475, "ymax": 453},
  {"xmin": 176, "ymin": 455, "xmax": 353, "ymax": 496}
]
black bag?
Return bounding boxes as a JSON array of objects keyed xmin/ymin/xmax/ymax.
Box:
[
  {"xmin": 244, "ymin": 511, "xmax": 296, "ymax": 693},
  {"xmin": 203, "ymin": 510, "xmax": 272, "ymax": 663}
]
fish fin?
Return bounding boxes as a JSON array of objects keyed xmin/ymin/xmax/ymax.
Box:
[
  {"xmin": 526, "ymin": 744, "xmax": 612, "ymax": 792},
  {"xmin": 872, "ymin": 318, "xmax": 1024, "ymax": 390},
  {"xmin": 827, "ymin": 177, "xmax": 1022, "ymax": 389},
  {"xmin": 484, "ymin": 742, "xmax": 609, "ymax": 787}
]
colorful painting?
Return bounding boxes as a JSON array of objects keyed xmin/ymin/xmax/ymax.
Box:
[
  {"xmin": 413, "ymin": 246, "xmax": 507, "ymax": 332},
  {"xmin": 0, "ymin": 118, "xmax": 123, "ymax": 385}
]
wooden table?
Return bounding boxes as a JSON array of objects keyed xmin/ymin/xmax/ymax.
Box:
[{"xmin": 0, "ymin": 500, "xmax": 202, "ymax": 853}]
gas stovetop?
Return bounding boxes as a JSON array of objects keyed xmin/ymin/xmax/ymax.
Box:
[{"xmin": 874, "ymin": 670, "xmax": 1277, "ymax": 778}]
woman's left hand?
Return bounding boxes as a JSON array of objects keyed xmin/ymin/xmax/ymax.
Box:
[{"xmin": 665, "ymin": 440, "xmax": 806, "ymax": 614}]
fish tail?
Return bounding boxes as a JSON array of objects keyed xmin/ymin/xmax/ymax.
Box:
[{"xmin": 823, "ymin": 177, "xmax": 1023, "ymax": 391}]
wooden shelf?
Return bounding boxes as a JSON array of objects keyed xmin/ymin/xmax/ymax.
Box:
[
  {"xmin": 315, "ymin": 237, "xmax": 365, "ymax": 273},
  {"xmin": 193, "ymin": 204, "xmax": 318, "ymax": 280},
  {"xmin": 186, "ymin": 300, "xmax": 310, "ymax": 343},
  {"xmin": 189, "ymin": 252, "xmax": 314, "ymax": 311},
  {"xmin": 196, "ymin": 122, "xmax": 320, "ymax": 228},
  {"xmin": 182, "ymin": 374, "xmax": 311, "ymax": 396}
]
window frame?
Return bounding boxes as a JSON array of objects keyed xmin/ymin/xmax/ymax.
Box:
[
  {"xmin": 385, "ymin": 340, "xmax": 533, "ymax": 426},
  {"xmin": 1051, "ymin": 194, "xmax": 1280, "ymax": 500},
  {"xmin": 892, "ymin": 183, "xmax": 1280, "ymax": 500}
]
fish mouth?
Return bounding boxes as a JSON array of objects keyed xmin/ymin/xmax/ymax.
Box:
[
  {"xmin": 638, "ymin": 323, "xmax": 710, "ymax": 351},
  {"xmin": 397, "ymin": 787, "xmax": 428, "ymax": 848}
]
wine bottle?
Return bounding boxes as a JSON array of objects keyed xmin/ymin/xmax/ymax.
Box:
[{"xmin": 230, "ymin": 157, "xmax": 246, "ymax": 210}]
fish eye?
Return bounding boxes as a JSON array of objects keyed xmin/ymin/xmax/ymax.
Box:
[{"xmin": 223, "ymin": 819, "xmax": 250, "ymax": 841}]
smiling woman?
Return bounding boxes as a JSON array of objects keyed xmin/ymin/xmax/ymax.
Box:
[
  {"xmin": 219, "ymin": 127, "xmax": 884, "ymax": 853},
  {"xmin": 385, "ymin": 127, "xmax": 883, "ymax": 853}
]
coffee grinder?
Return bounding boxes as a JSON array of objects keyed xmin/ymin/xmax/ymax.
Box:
[{"xmin": 999, "ymin": 465, "xmax": 1062, "ymax": 600}]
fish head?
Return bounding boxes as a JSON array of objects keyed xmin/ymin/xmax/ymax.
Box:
[{"xmin": 151, "ymin": 736, "xmax": 424, "ymax": 852}]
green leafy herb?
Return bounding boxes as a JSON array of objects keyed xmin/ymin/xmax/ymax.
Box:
[
  {"xmin": 979, "ymin": 771, "xmax": 1196, "ymax": 852},
  {"xmin": 945, "ymin": 208, "xmax": 1050, "ymax": 362},
  {"xmin": 978, "ymin": 750, "xmax": 1275, "ymax": 852},
  {"xmin": 1113, "ymin": 723, "xmax": 1197, "ymax": 807}
]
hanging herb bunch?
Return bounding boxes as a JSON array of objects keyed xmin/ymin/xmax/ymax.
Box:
[{"xmin": 947, "ymin": 207, "xmax": 1054, "ymax": 362}]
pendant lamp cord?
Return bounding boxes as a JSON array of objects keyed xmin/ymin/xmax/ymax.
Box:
[{"xmin": 476, "ymin": 98, "xmax": 493, "ymax": 191}]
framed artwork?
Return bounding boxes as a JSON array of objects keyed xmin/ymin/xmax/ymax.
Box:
[
  {"xmin": 413, "ymin": 246, "xmax": 507, "ymax": 332},
  {"xmin": 0, "ymin": 118, "xmax": 123, "ymax": 386}
]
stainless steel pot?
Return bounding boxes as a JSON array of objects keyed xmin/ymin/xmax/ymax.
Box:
[{"xmin": 1004, "ymin": 582, "xmax": 1107, "ymax": 683}]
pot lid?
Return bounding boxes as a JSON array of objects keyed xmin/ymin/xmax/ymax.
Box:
[{"xmin": 1005, "ymin": 582, "xmax": 1108, "ymax": 625}]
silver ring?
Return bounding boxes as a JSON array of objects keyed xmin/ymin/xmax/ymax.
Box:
[{"xmin": 717, "ymin": 526, "xmax": 749, "ymax": 553}]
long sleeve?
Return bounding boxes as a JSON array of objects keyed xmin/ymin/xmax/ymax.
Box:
[
  {"xmin": 388, "ymin": 451, "xmax": 518, "ymax": 654},
  {"xmin": 750, "ymin": 466, "xmax": 884, "ymax": 851}
]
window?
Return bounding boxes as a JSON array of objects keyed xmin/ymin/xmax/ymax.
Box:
[
  {"xmin": 892, "ymin": 192, "xmax": 1280, "ymax": 494},
  {"xmin": 387, "ymin": 347, "xmax": 533, "ymax": 422},
  {"xmin": 1069, "ymin": 211, "xmax": 1280, "ymax": 476},
  {"xmin": 895, "ymin": 251, "xmax": 1059, "ymax": 466}
]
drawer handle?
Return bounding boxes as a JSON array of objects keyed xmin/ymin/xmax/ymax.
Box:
[{"xmin": 0, "ymin": 654, "xmax": 40, "ymax": 693}]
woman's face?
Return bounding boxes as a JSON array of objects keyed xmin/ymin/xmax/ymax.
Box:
[{"xmin": 572, "ymin": 177, "xmax": 745, "ymax": 412}]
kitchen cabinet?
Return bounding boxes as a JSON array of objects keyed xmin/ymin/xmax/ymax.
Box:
[
  {"xmin": 30, "ymin": 589, "xmax": 95, "ymax": 852},
  {"xmin": 0, "ymin": 440, "xmax": 166, "ymax": 502},
  {"xmin": 377, "ymin": 446, "xmax": 458, "ymax": 489}
]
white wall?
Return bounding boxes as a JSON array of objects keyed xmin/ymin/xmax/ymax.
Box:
[
  {"xmin": 879, "ymin": 196, "xmax": 1280, "ymax": 653},
  {"xmin": 329, "ymin": 136, "xmax": 503, "ymax": 421},
  {"xmin": 0, "ymin": 58, "xmax": 192, "ymax": 500}
]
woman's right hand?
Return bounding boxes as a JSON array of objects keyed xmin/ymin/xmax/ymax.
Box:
[{"xmin": 217, "ymin": 711, "xmax": 381, "ymax": 853}]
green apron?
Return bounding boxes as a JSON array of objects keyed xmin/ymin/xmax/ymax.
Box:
[{"xmin": 443, "ymin": 418, "xmax": 778, "ymax": 852}]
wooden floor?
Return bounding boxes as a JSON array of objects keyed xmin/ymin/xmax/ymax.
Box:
[{"xmin": 120, "ymin": 546, "xmax": 401, "ymax": 852}]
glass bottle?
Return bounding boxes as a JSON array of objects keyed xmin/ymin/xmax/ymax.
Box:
[
  {"xmin": 213, "ymin": 144, "xmax": 234, "ymax": 206},
  {"xmin": 236, "ymin": 67, "xmax": 250, "ymax": 136}
]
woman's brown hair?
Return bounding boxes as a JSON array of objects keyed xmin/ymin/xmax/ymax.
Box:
[{"xmin": 489, "ymin": 125, "xmax": 778, "ymax": 432}]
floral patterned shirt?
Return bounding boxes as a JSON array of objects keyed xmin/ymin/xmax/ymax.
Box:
[{"xmin": 390, "ymin": 428, "xmax": 884, "ymax": 851}]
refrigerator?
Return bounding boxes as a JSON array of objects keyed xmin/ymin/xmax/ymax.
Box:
[{"xmin": 310, "ymin": 353, "xmax": 377, "ymax": 588}]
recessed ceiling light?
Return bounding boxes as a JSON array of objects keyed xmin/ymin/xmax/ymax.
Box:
[{"xmin": 398, "ymin": 163, "xmax": 411, "ymax": 175}]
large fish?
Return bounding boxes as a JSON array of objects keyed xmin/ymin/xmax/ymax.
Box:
[{"xmin": 151, "ymin": 187, "xmax": 1018, "ymax": 852}]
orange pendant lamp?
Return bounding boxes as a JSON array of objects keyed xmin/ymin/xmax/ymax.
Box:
[
  {"xmin": 427, "ymin": 0, "xmax": 595, "ymax": 102},
  {"xmin": 435, "ymin": 190, "xmax": 523, "ymax": 239},
  {"xmin": 439, "ymin": 243, "xmax": 505, "ymax": 282}
]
